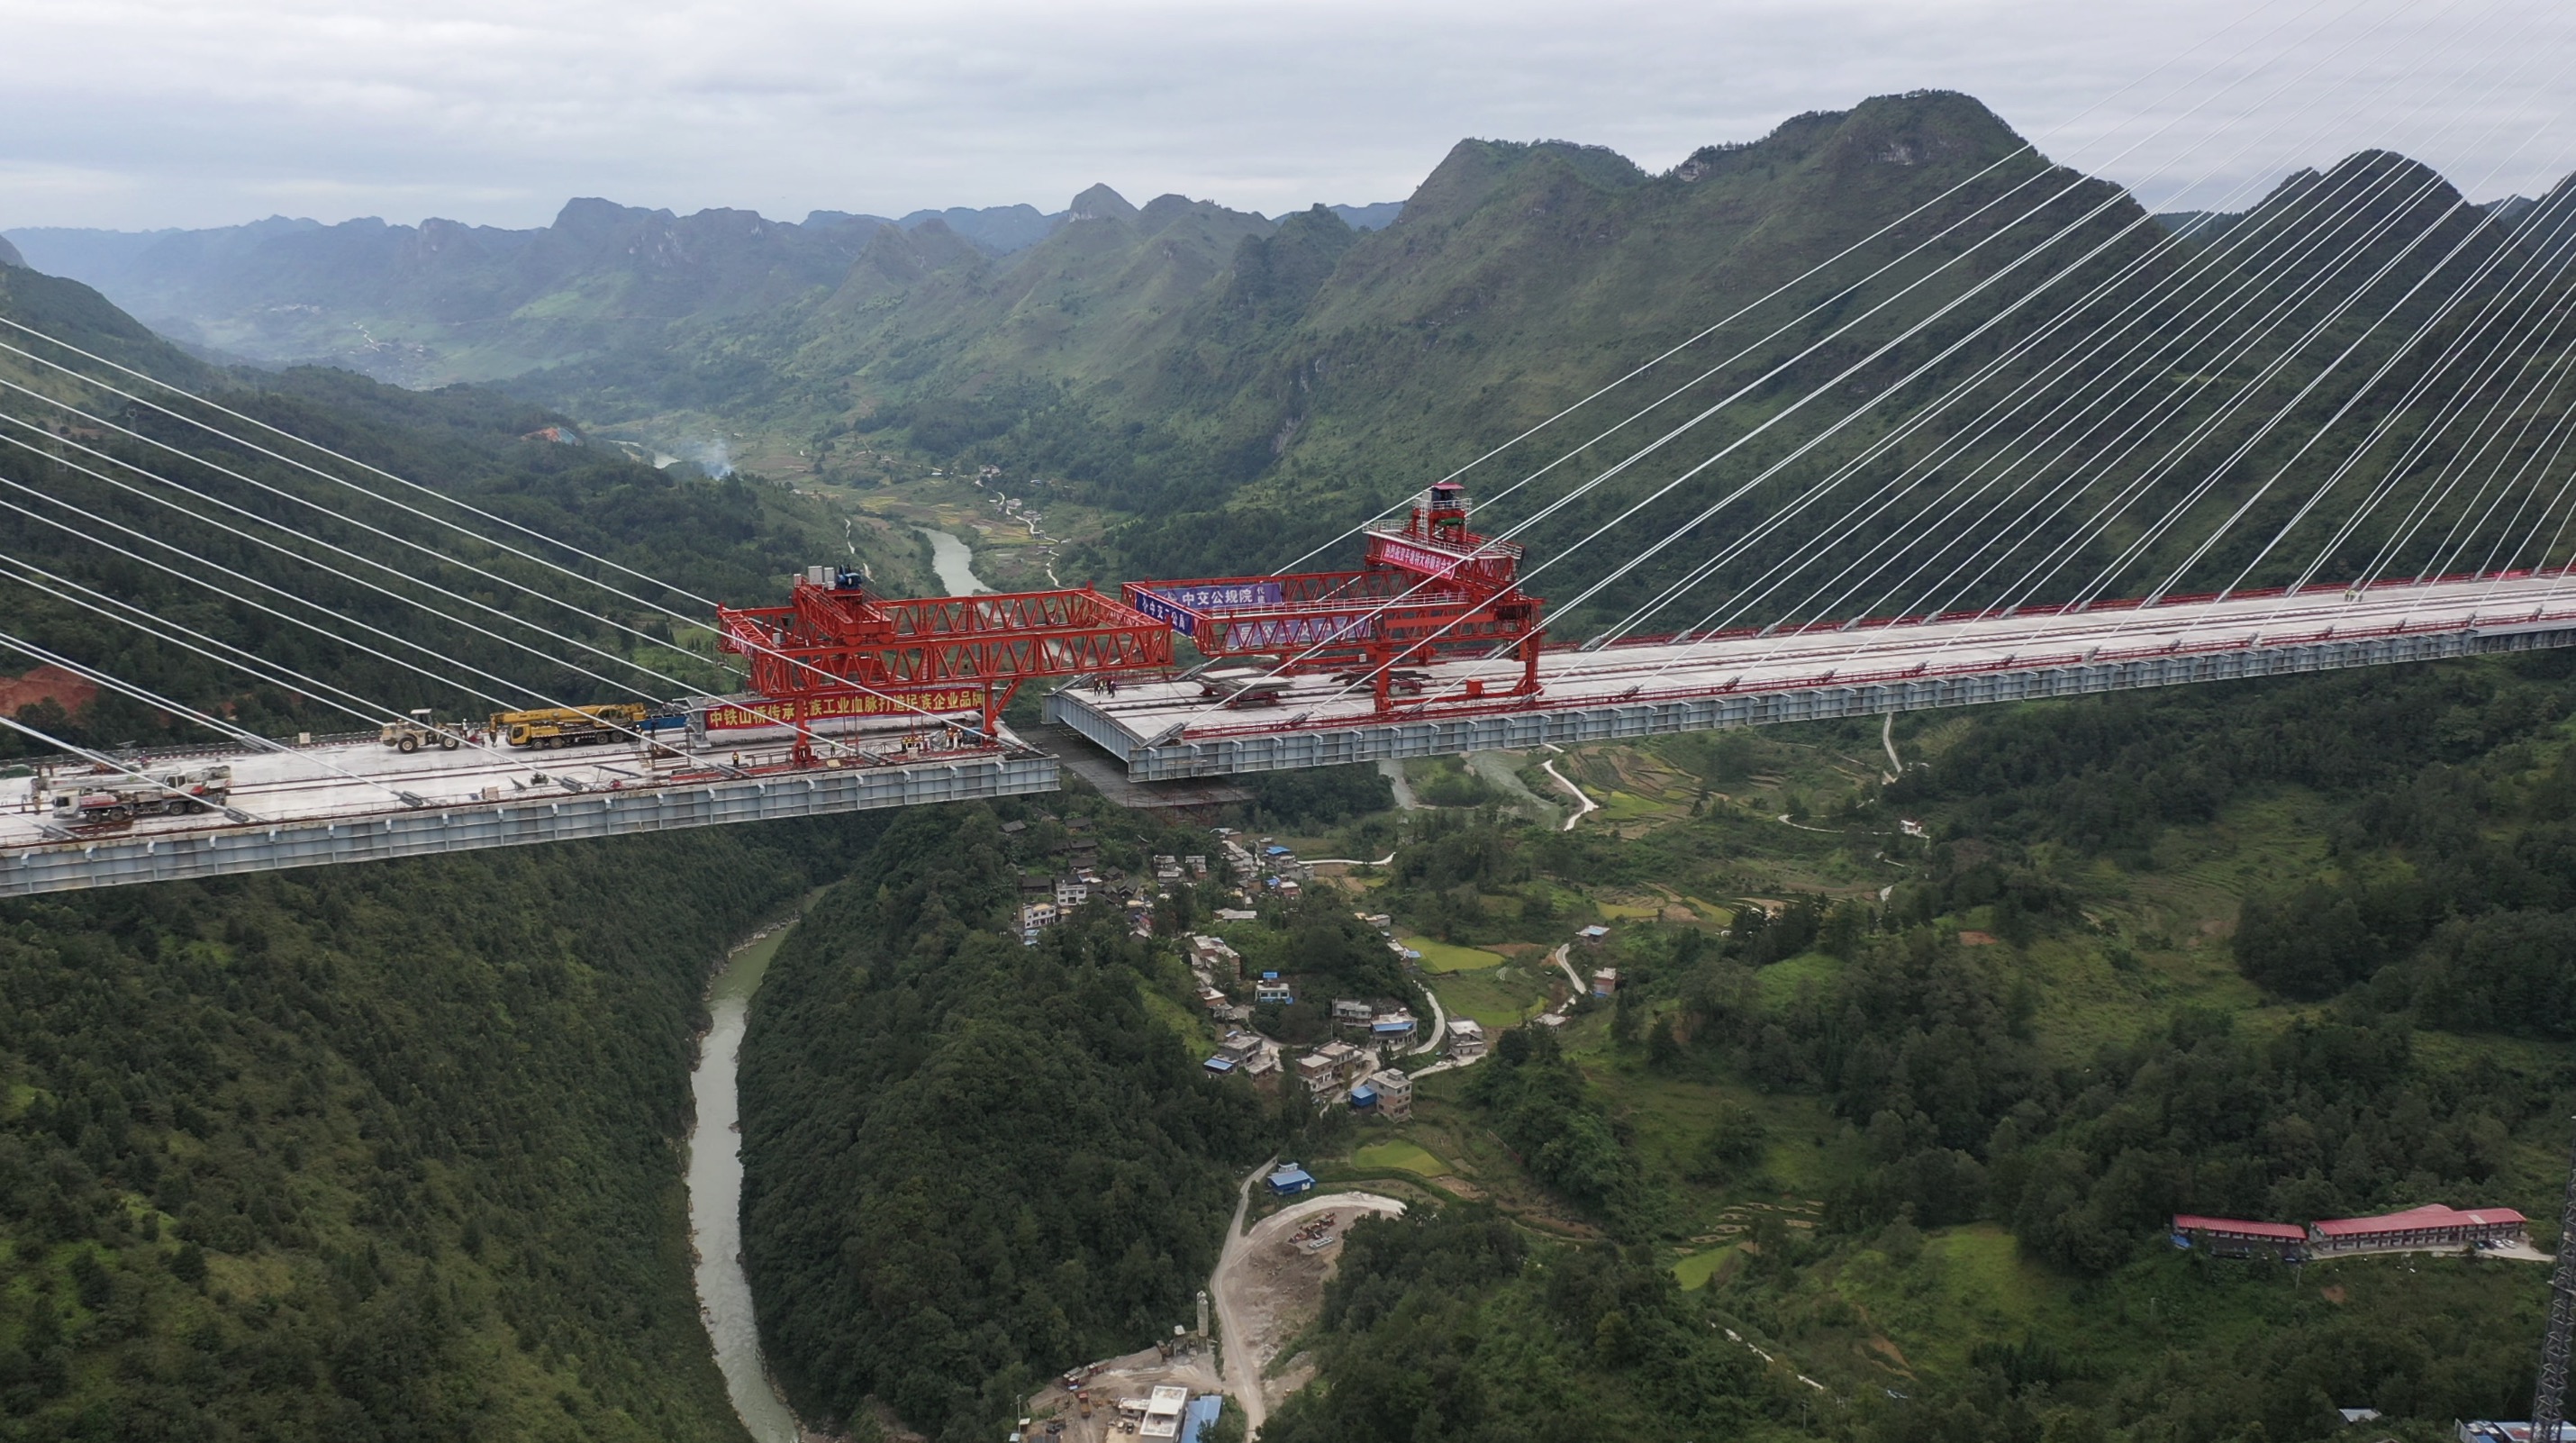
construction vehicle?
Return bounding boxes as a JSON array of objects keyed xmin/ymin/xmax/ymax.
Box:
[
  {"xmin": 489, "ymin": 703, "xmax": 648, "ymax": 749},
  {"xmin": 41, "ymin": 765, "xmax": 232, "ymax": 824},
  {"xmin": 1195, "ymin": 669, "xmax": 1291, "ymax": 708},
  {"xmin": 379, "ymin": 709, "xmax": 467, "ymax": 754}
]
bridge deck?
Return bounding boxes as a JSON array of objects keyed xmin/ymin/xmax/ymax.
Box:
[
  {"xmin": 1, "ymin": 723, "xmax": 1052, "ymax": 897},
  {"xmin": 1048, "ymin": 572, "xmax": 2576, "ymax": 779}
]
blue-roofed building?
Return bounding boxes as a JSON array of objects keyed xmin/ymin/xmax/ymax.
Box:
[
  {"xmin": 1202, "ymin": 1056, "xmax": 1238, "ymax": 1075},
  {"xmin": 1178, "ymin": 1395, "xmax": 1226, "ymax": 1443},
  {"xmin": 1266, "ymin": 1163, "xmax": 1315, "ymax": 1196},
  {"xmin": 1349, "ymin": 1084, "xmax": 1378, "ymax": 1110}
]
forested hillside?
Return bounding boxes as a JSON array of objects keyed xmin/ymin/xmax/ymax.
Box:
[
  {"xmin": 0, "ymin": 821, "xmax": 872, "ymax": 1440},
  {"xmin": 1238, "ymin": 654, "xmax": 2576, "ymax": 1442},
  {"xmin": 0, "ymin": 263, "xmax": 925, "ymax": 1438},
  {"xmin": 0, "ymin": 261, "xmax": 920, "ymax": 759},
  {"xmin": 738, "ymin": 801, "xmax": 1271, "ymax": 1443}
]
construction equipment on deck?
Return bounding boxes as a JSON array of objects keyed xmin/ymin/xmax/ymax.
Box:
[
  {"xmin": 716, "ymin": 566, "xmax": 1174, "ymax": 762},
  {"xmin": 490, "ymin": 703, "xmax": 649, "ymax": 749},
  {"xmin": 1122, "ymin": 482, "xmax": 1544, "ymax": 714},
  {"xmin": 380, "ymin": 708, "xmax": 467, "ymax": 753},
  {"xmin": 40, "ymin": 765, "xmax": 232, "ymax": 825}
]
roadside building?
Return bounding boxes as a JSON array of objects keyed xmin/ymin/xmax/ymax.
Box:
[
  {"xmin": 1371, "ymin": 1012, "xmax": 1418, "ymax": 1043},
  {"xmin": 1216, "ymin": 1030, "xmax": 1264, "ymax": 1063},
  {"xmin": 1332, "ymin": 1000, "xmax": 1375, "ymax": 1030},
  {"xmin": 1020, "ymin": 902, "xmax": 1057, "ymax": 941},
  {"xmin": 1447, "ymin": 1018, "xmax": 1488, "ymax": 1059},
  {"xmin": 1373, "ymin": 1068, "xmax": 1413, "ymax": 1121},
  {"xmin": 2170, "ymin": 1214, "xmax": 2307, "ymax": 1260},
  {"xmin": 1254, "ymin": 976, "xmax": 1294, "ymax": 1006},
  {"xmin": 1591, "ymin": 967, "xmax": 1619, "ymax": 997},
  {"xmin": 2309, "ymin": 1203, "xmax": 2529, "ymax": 1253},
  {"xmin": 1265, "ymin": 1163, "xmax": 1315, "ymax": 1197},
  {"xmin": 1141, "ymin": 1384, "xmax": 1190, "ymax": 1440},
  {"xmin": 1185, "ymin": 934, "xmax": 1241, "ymax": 974},
  {"xmin": 1179, "ymin": 1395, "xmax": 1225, "ymax": 1443}
]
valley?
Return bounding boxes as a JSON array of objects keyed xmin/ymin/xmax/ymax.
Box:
[{"xmin": 6, "ymin": 67, "xmax": 2576, "ymax": 1443}]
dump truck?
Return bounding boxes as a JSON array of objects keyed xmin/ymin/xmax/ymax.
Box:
[
  {"xmin": 42, "ymin": 765, "xmax": 233, "ymax": 824},
  {"xmin": 489, "ymin": 703, "xmax": 648, "ymax": 749},
  {"xmin": 379, "ymin": 709, "xmax": 467, "ymax": 754}
]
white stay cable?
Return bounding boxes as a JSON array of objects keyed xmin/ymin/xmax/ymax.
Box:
[
  {"xmin": 0, "ymin": 372, "xmax": 1046, "ymax": 750},
  {"xmin": 0, "ymin": 316, "xmax": 731, "ymax": 613},
  {"xmin": 2148, "ymin": 141, "xmax": 2554, "ymax": 602},
  {"xmin": 1261, "ymin": 0, "xmax": 2356, "ymax": 575},
  {"xmin": 2278, "ymin": 187, "xmax": 2576, "ymax": 592},
  {"xmin": 1552, "ymin": 23, "xmax": 2540, "ymax": 696},
  {"xmin": 0, "ymin": 630, "xmax": 436, "ymax": 810},
  {"xmin": 0, "ymin": 373, "xmax": 722, "ymax": 691},
  {"xmin": 2236, "ymin": 179, "xmax": 2576, "ymax": 594},
  {"xmin": 0, "ymin": 477, "xmax": 594, "ymax": 714},
  {"xmin": 0, "ymin": 550, "xmax": 541, "ymax": 779},
  {"xmin": 0, "ymin": 712, "xmax": 259, "ymax": 825},
  {"xmin": 0, "ymin": 430, "xmax": 676, "ymax": 703},
  {"xmin": 1559, "ymin": 141, "xmax": 2463, "ymax": 692},
  {"xmin": 1570, "ymin": 119, "xmax": 2404, "ymax": 650}
]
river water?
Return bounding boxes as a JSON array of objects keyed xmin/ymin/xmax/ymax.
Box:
[
  {"xmin": 689, "ymin": 921, "xmax": 803, "ymax": 1443},
  {"xmin": 921, "ymin": 527, "xmax": 992, "ymax": 594}
]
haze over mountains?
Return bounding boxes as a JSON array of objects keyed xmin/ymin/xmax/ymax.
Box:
[{"xmin": 3, "ymin": 200, "xmax": 1402, "ymax": 386}]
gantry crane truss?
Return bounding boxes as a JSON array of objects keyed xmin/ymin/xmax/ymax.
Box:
[
  {"xmin": 1121, "ymin": 483, "xmax": 1545, "ymax": 712},
  {"xmin": 717, "ymin": 568, "xmax": 1173, "ymax": 758}
]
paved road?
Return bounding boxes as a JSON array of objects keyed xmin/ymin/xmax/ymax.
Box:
[{"xmin": 1540, "ymin": 760, "xmax": 1597, "ymax": 830}]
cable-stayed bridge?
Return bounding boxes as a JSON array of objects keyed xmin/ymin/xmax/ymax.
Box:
[{"xmin": 14, "ymin": 50, "xmax": 2576, "ymax": 904}]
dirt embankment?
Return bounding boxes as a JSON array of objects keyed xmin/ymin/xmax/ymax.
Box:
[{"xmin": 1213, "ymin": 1187, "xmax": 1404, "ymax": 1436}]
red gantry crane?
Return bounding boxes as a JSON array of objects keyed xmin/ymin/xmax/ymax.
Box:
[
  {"xmin": 1121, "ymin": 482, "xmax": 1545, "ymax": 713},
  {"xmin": 717, "ymin": 567, "xmax": 1174, "ymax": 761}
]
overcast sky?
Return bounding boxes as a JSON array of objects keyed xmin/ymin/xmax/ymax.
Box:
[{"xmin": 3, "ymin": 0, "xmax": 2570, "ymax": 233}]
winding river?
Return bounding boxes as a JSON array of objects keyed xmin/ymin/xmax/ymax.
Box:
[
  {"xmin": 921, "ymin": 527, "xmax": 993, "ymax": 594},
  {"xmin": 689, "ymin": 921, "xmax": 804, "ymax": 1443}
]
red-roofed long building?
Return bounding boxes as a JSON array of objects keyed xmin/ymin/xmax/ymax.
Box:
[
  {"xmin": 2172, "ymin": 1215, "xmax": 2308, "ymax": 1259},
  {"xmin": 2308, "ymin": 1203, "xmax": 2528, "ymax": 1253}
]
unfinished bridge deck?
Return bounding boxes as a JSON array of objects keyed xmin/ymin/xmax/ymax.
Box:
[{"xmin": 1046, "ymin": 571, "xmax": 2576, "ymax": 779}]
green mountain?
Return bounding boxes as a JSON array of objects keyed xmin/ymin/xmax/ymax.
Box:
[
  {"xmin": 521, "ymin": 90, "xmax": 2576, "ymax": 635},
  {"xmin": 4, "ymin": 204, "xmax": 1056, "ymax": 387},
  {"xmin": 0, "ymin": 268, "xmax": 942, "ymax": 1440}
]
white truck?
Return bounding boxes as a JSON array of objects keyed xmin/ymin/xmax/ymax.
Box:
[{"xmin": 41, "ymin": 765, "xmax": 234, "ymax": 825}]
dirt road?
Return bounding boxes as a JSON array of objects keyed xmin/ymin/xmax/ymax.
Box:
[{"xmin": 1212, "ymin": 1169, "xmax": 1402, "ymax": 1438}]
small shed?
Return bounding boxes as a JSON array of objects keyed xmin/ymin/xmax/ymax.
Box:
[
  {"xmin": 1201, "ymin": 1056, "xmax": 1238, "ymax": 1075},
  {"xmin": 1348, "ymin": 1085, "xmax": 1378, "ymax": 1111}
]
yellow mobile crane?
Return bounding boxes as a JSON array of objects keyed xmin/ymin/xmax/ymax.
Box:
[{"xmin": 489, "ymin": 703, "xmax": 649, "ymax": 749}]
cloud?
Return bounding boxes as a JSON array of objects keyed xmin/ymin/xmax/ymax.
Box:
[{"xmin": 1, "ymin": 0, "xmax": 2568, "ymax": 231}]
